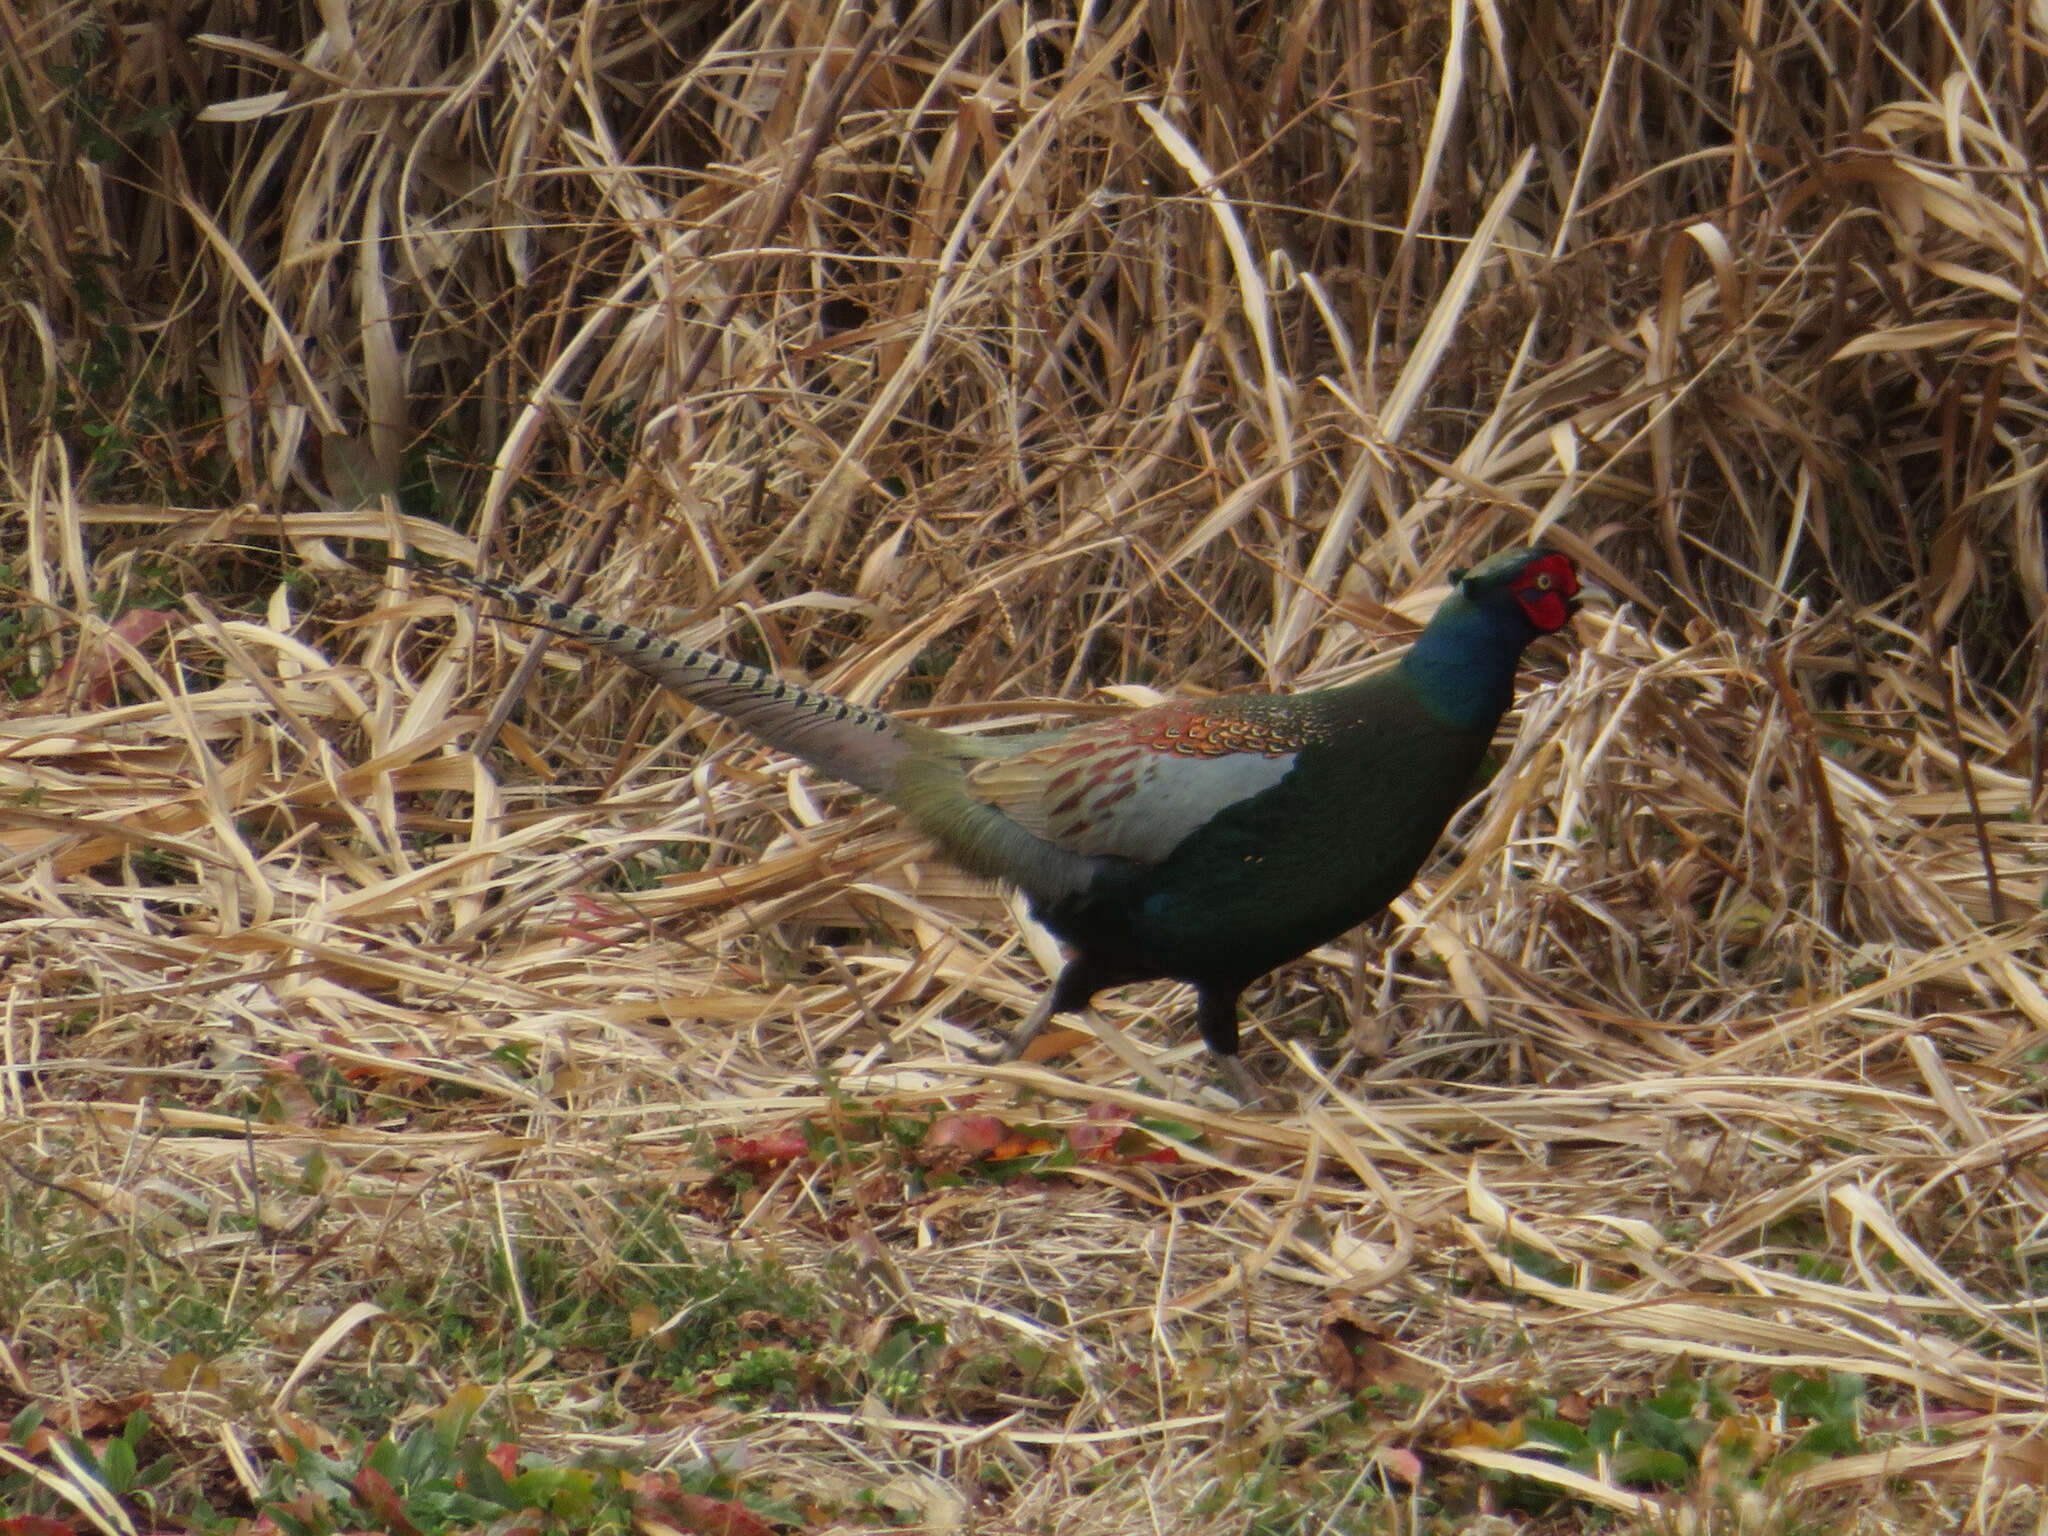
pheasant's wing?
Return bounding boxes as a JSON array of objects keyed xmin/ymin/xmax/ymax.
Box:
[{"xmin": 964, "ymin": 700, "xmax": 1307, "ymax": 865}]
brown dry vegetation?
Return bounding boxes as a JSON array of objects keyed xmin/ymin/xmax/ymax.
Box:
[{"xmin": 3, "ymin": 1, "xmax": 2047, "ymax": 1532}]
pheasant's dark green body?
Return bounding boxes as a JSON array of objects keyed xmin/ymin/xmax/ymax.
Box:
[
  {"xmin": 1040, "ymin": 686, "xmax": 1494, "ymax": 1032},
  {"xmin": 438, "ymin": 546, "xmax": 1581, "ymax": 1091}
]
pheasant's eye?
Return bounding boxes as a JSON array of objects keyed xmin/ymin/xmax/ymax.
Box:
[{"xmin": 1534, "ymin": 573, "xmax": 1553, "ymax": 591}]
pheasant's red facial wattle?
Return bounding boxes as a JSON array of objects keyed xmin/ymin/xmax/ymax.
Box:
[{"xmin": 1508, "ymin": 553, "xmax": 1580, "ymax": 632}]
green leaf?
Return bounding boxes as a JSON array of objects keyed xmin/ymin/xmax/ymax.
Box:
[
  {"xmin": 458, "ymin": 1445, "xmax": 517, "ymax": 1505},
  {"xmin": 1610, "ymin": 1446, "xmax": 1691, "ymax": 1486},
  {"xmin": 1520, "ymin": 1417, "xmax": 1591, "ymax": 1458},
  {"xmin": 1787, "ymin": 1417, "xmax": 1861, "ymax": 1460},
  {"xmin": 97, "ymin": 1432, "xmax": 137, "ymax": 1494},
  {"xmin": 1775, "ymin": 1370, "xmax": 1863, "ymax": 1424},
  {"xmin": 1626, "ymin": 1404, "xmax": 1695, "ymax": 1459},
  {"xmin": 1585, "ymin": 1405, "xmax": 1627, "ymax": 1452},
  {"xmin": 1648, "ymin": 1376, "xmax": 1697, "ymax": 1417}
]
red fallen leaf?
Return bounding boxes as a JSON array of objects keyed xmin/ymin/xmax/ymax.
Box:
[
  {"xmin": 1376, "ymin": 1446, "xmax": 1425, "ymax": 1485},
  {"xmin": 62, "ymin": 1391, "xmax": 152, "ymax": 1434},
  {"xmin": 486, "ymin": 1441, "xmax": 521, "ymax": 1478},
  {"xmin": 1069, "ymin": 1105, "xmax": 1183, "ymax": 1164},
  {"xmin": 1018, "ymin": 1024, "xmax": 1091, "ymax": 1062},
  {"xmin": 924, "ymin": 1113, "xmax": 1010, "ymax": 1157},
  {"xmin": 0, "ymin": 1516, "xmax": 84, "ymax": 1536},
  {"xmin": 715, "ymin": 1131, "xmax": 810, "ymax": 1167},
  {"xmin": 1069, "ymin": 1103, "xmax": 1130, "ymax": 1154},
  {"xmin": 1443, "ymin": 1415, "xmax": 1522, "ymax": 1449},
  {"xmin": 1315, "ymin": 1305, "xmax": 1437, "ymax": 1395},
  {"xmin": 352, "ymin": 1465, "xmax": 424, "ymax": 1536},
  {"xmin": 259, "ymin": 1070, "xmax": 321, "ymax": 1127},
  {"xmin": 1465, "ymin": 1382, "xmax": 1517, "ymax": 1414},
  {"xmin": 33, "ymin": 608, "xmax": 176, "ymax": 708},
  {"xmin": 271, "ymin": 1408, "xmax": 350, "ymax": 1458},
  {"xmin": 334, "ymin": 1045, "xmax": 430, "ymax": 1088},
  {"xmin": 636, "ymin": 1488, "xmax": 778, "ymax": 1536},
  {"xmin": 1074, "ymin": 1105, "xmax": 1142, "ymax": 1158},
  {"xmin": 1318, "ymin": 1309, "xmax": 1389, "ymax": 1395},
  {"xmin": 988, "ymin": 1135, "xmax": 1059, "ymax": 1159}
]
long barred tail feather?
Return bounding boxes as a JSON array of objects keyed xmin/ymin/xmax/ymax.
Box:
[
  {"xmin": 413, "ymin": 564, "xmax": 918, "ymax": 796},
  {"xmin": 406, "ymin": 560, "xmax": 1100, "ymax": 902}
]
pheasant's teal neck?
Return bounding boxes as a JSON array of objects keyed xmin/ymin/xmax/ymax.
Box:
[{"xmin": 1397, "ymin": 592, "xmax": 1533, "ymax": 732}]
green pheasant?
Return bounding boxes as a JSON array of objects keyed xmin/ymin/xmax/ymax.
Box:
[{"xmin": 424, "ymin": 547, "xmax": 1582, "ymax": 1098}]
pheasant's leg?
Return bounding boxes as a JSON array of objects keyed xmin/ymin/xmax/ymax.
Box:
[
  {"xmin": 1195, "ymin": 986, "xmax": 1262, "ymax": 1106},
  {"xmin": 1193, "ymin": 986, "xmax": 1243, "ymax": 1056},
  {"xmin": 983, "ymin": 954, "xmax": 1121, "ymax": 1063},
  {"xmin": 1216, "ymin": 1053, "xmax": 1262, "ymax": 1106},
  {"xmin": 994, "ymin": 991, "xmax": 1059, "ymax": 1062}
]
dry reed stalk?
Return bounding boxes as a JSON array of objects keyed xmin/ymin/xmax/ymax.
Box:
[{"xmin": 4, "ymin": 2, "xmax": 2048, "ymax": 1529}]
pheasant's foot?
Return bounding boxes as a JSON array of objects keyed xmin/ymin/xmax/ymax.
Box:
[
  {"xmin": 970, "ymin": 992, "xmax": 1058, "ymax": 1064},
  {"xmin": 1215, "ymin": 1053, "xmax": 1266, "ymax": 1108}
]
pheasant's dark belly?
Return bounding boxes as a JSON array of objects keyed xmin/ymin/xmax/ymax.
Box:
[
  {"xmin": 1036, "ymin": 742, "xmax": 1485, "ymax": 991},
  {"xmin": 1152, "ymin": 865, "xmax": 1400, "ymax": 980},
  {"xmin": 1041, "ymin": 852, "xmax": 1421, "ymax": 990}
]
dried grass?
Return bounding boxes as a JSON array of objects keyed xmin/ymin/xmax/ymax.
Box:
[{"xmin": 4, "ymin": 1, "xmax": 2047, "ymax": 1530}]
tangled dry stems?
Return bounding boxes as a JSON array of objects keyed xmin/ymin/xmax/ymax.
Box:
[{"xmin": 3, "ymin": 1, "xmax": 2046, "ymax": 1530}]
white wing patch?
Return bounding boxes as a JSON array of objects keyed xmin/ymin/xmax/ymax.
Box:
[{"xmin": 967, "ymin": 711, "xmax": 1300, "ymax": 865}]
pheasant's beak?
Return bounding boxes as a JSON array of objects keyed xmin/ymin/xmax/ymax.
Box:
[{"xmin": 1568, "ymin": 580, "xmax": 1615, "ymax": 619}]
